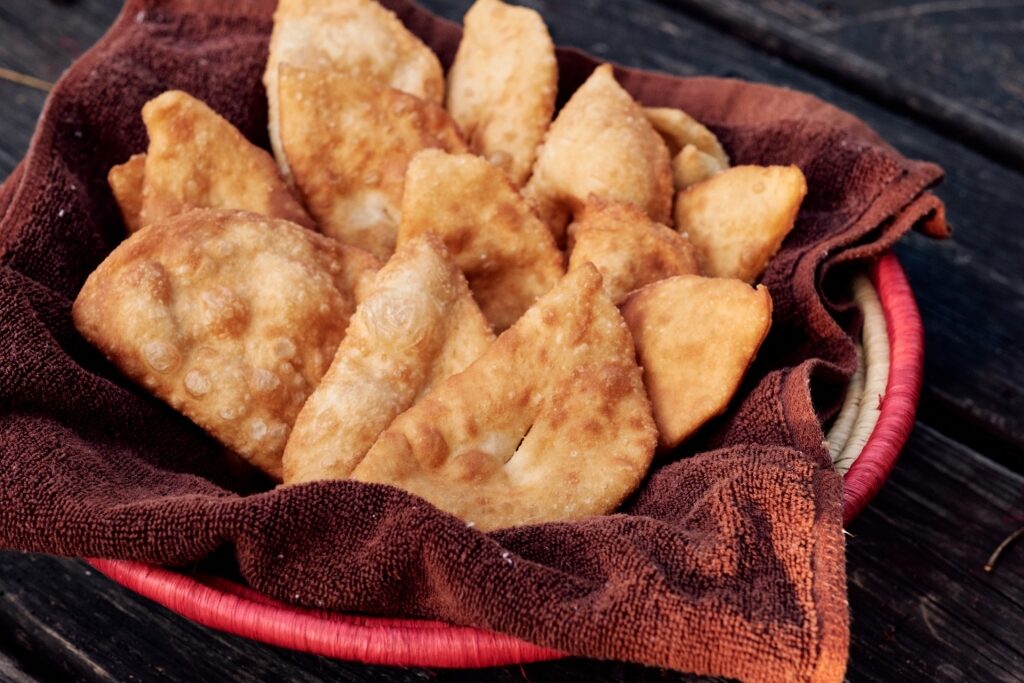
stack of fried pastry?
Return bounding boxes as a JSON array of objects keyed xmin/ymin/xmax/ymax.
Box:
[{"xmin": 76, "ymin": 0, "xmax": 806, "ymax": 532}]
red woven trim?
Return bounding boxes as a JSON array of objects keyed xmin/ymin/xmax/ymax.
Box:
[
  {"xmin": 86, "ymin": 558, "xmax": 565, "ymax": 667},
  {"xmin": 841, "ymin": 253, "xmax": 923, "ymax": 522}
]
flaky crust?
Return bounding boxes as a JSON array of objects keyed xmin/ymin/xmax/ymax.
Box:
[
  {"xmin": 264, "ymin": 0, "xmax": 445, "ymax": 178},
  {"xmin": 278, "ymin": 65, "xmax": 467, "ymax": 259},
  {"xmin": 567, "ymin": 196, "xmax": 698, "ymax": 303},
  {"xmin": 674, "ymin": 165, "xmax": 807, "ymax": 282},
  {"xmin": 282, "ymin": 234, "xmax": 494, "ymax": 484},
  {"xmin": 644, "ymin": 106, "xmax": 729, "ymax": 166},
  {"xmin": 621, "ymin": 275, "xmax": 772, "ymax": 449},
  {"xmin": 398, "ymin": 150, "xmax": 564, "ymax": 331},
  {"xmin": 446, "ymin": 0, "xmax": 557, "ymax": 186},
  {"xmin": 108, "ymin": 153, "xmax": 146, "ymax": 234},
  {"xmin": 523, "ymin": 64, "xmax": 673, "ymax": 244},
  {"xmin": 137, "ymin": 91, "xmax": 313, "ymax": 231},
  {"xmin": 351, "ymin": 264, "xmax": 657, "ymax": 531},
  {"xmin": 72, "ymin": 209, "xmax": 380, "ymax": 479}
]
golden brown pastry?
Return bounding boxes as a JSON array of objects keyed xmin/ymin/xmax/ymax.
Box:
[
  {"xmin": 351, "ymin": 264, "xmax": 657, "ymax": 531},
  {"xmin": 674, "ymin": 165, "xmax": 807, "ymax": 282},
  {"xmin": 643, "ymin": 106, "xmax": 729, "ymax": 166},
  {"xmin": 277, "ymin": 65, "xmax": 467, "ymax": 259},
  {"xmin": 567, "ymin": 196, "xmax": 698, "ymax": 303},
  {"xmin": 398, "ymin": 150, "xmax": 564, "ymax": 331},
  {"xmin": 138, "ymin": 91, "xmax": 313, "ymax": 230},
  {"xmin": 282, "ymin": 234, "xmax": 494, "ymax": 484},
  {"xmin": 523, "ymin": 64, "xmax": 672, "ymax": 244},
  {"xmin": 446, "ymin": 0, "xmax": 557, "ymax": 186},
  {"xmin": 264, "ymin": 0, "xmax": 445, "ymax": 179},
  {"xmin": 72, "ymin": 209, "xmax": 380, "ymax": 479},
  {"xmin": 620, "ymin": 275, "xmax": 772, "ymax": 448},
  {"xmin": 107, "ymin": 153, "xmax": 146, "ymax": 233}
]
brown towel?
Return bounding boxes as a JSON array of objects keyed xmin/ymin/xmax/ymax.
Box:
[{"xmin": 0, "ymin": 1, "xmax": 947, "ymax": 680}]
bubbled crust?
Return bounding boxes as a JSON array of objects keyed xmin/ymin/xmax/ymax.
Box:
[
  {"xmin": 71, "ymin": 209, "xmax": 380, "ymax": 479},
  {"xmin": 282, "ymin": 234, "xmax": 494, "ymax": 484},
  {"xmin": 567, "ymin": 196, "xmax": 699, "ymax": 304},
  {"xmin": 523, "ymin": 64, "xmax": 673, "ymax": 245},
  {"xmin": 398, "ymin": 150, "xmax": 564, "ymax": 331},
  {"xmin": 621, "ymin": 275, "xmax": 772, "ymax": 448},
  {"xmin": 278, "ymin": 65, "xmax": 467, "ymax": 260},
  {"xmin": 351, "ymin": 264, "xmax": 657, "ymax": 531},
  {"xmin": 265, "ymin": 0, "xmax": 445, "ymax": 178},
  {"xmin": 139, "ymin": 91, "xmax": 314, "ymax": 231},
  {"xmin": 446, "ymin": 0, "xmax": 557, "ymax": 186}
]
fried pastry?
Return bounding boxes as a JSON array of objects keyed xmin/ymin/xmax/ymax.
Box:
[
  {"xmin": 567, "ymin": 197, "xmax": 698, "ymax": 303},
  {"xmin": 72, "ymin": 209, "xmax": 380, "ymax": 479},
  {"xmin": 136, "ymin": 91, "xmax": 313, "ymax": 230},
  {"xmin": 523, "ymin": 64, "xmax": 672, "ymax": 244},
  {"xmin": 108, "ymin": 153, "xmax": 146, "ymax": 234},
  {"xmin": 351, "ymin": 264, "xmax": 657, "ymax": 531},
  {"xmin": 265, "ymin": 0, "xmax": 445, "ymax": 178},
  {"xmin": 644, "ymin": 106, "xmax": 729, "ymax": 166},
  {"xmin": 620, "ymin": 275, "xmax": 772, "ymax": 448},
  {"xmin": 446, "ymin": 0, "xmax": 557, "ymax": 186},
  {"xmin": 277, "ymin": 65, "xmax": 467, "ymax": 259},
  {"xmin": 671, "ymin": 144, "xmax": 726, "ymax": 191},
  {"xmin": 398, "ymin": 150, "xmax": 563, "ymax": 330},
  {"xmin": 674, "ymin": 165, "xmax": 807, "ymax": 282},
  {"xmin": 282, "ymin": 234, "xmax": 494, "ymax": 484}
]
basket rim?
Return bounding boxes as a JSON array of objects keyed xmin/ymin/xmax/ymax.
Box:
[{"xmin": 86, "ymin": 250, "xmax": 923, "ymax": 668}]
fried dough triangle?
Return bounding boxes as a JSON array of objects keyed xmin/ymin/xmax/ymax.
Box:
[
  {"xmin": 621, "ymin": 275, "xmax": 772, "ymax": 449},
  {"xmin": 282, "ymin": 234, "xmax": 495, "ymax": 484},
  {"xmin": 644, "ymin": 106, "xmax": 729, "ymax": 166},
  {"xmin": 351, "ymin": 264, "xmax": 657, "ymax": 531},
  {"xmin": 674, "ymin": 165, "xmax": 807, "ymax": 283},
  {"xmin": 265, "ymin": 0, "xmax": 445, "ymax": 178},
  {"xmin": 108, "ymin": 153, "xmax": 146, "ymax": 234},
  {"xmin": 523, "ymin": 64, "xmax": 672, "ymax": 245},
  {"xmin": 72, "ymin": 209, "xmax": 380, "ymax": 479},
  {"xmin": 278, "ymin": 65, "xmax": 467, "ymax": 259},
  {"xmin": 398, "ymin": 150, "xmax": 564, "ymax": 331},
  {"xmin": 567, "ymin": 196, "xmax": 698, "ymax": 304},
  {"xmin": 446, "ymin": 0, "xmax": 557, "ymax": 186},
  {"xmin": 137, "ymin": 91, "xmax": 313, "ymax": 231}
]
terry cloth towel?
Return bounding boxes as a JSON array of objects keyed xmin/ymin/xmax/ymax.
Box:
[{"xmin": 0, "ymin": 1, "xmax": 947, "ymax": 680}]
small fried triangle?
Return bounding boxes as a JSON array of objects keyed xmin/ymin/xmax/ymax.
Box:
[
  {"xmin": 674, "ymin": 165, "xmax": 807, "ymax": 282},
  {"xmin": 524, "ymin": 64, "xmax": 672, "ymax": 245},
  {"xmin": 446, "ymin": 0, "xmax": 557, "ymax": 186},
  {"xmin": 398, "ymin": 150, "xmax": 564, "ymax": 331},
  {"xmin": 137, "ymin": 91, "xmax": 313, "ymax": 230},
  {"xmin": 567, "ymin": 197, "xmax": 699, "ymax": 304},
  {"xmin": 282, "ymin": 234, "xmax": 495, "ymax": 484},
  {"xmin": 621, "ymin": 275, "xmax": 772, "ymax": 449},
  {"xmin": 351, "ymin": 264, "xmax": 657, "ymax": 531},
  {"xmin": 278, "ymin": 65, "xmax": 467, "ymax": 259},
  {"xmin": 265, "ymin": 0, "xmax": 445, "ymax": 178},
  {"xmin": 108, "ymin": 153, "xmax": 146, "ymax": 233},
  {"xmin": 671, "ymin": 144, "xmax": 727, "ymax": 191},
  {"xmin": 72, "ymin": 209, "xmax": 380, "ymax": 479},
  {"xmin": 644, "ymin": 106, "xmax": 729, "ymax": 166}
]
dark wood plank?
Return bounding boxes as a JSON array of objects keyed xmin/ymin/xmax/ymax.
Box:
[
  {"xmin": 0, "ymin": 554, "xmax": 710, "ymax": 682},
  {"xmin": 845, "ymin": 423, "xmax": 1024, "ymax": 683},
  {"xmin": 0, "ymin": 649, "xmax": 42, "ymax": 683},
  {"xmin": 663, "ymin": 0, "xmax": 1024, "ymax": 170},
  {"xmin": 1, "ymin": 0, "xmax": 1023, "ymax": 451},
  {"xmin": 0, "ymin": 0, "xmax": 121, "ymax": 174}
]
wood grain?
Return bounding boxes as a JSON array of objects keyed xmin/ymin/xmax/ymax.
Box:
[{"xmin": 664, "ymin": 0, "xmax": 1024, "ymax": 170}]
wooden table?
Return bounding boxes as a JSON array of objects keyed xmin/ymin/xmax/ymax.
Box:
[{"xmin": 2, "ymin": 1, "xmax": 1022, "ymax": 681}]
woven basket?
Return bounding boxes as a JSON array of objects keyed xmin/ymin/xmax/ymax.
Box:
[{"xmin": 85, "ymin": 251, "xmax": 923, "ymax": 668}]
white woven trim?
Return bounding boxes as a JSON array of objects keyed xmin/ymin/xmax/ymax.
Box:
[{"xmin": 830, "ymin": 273, "xmax": 890, "ymax": 475}]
